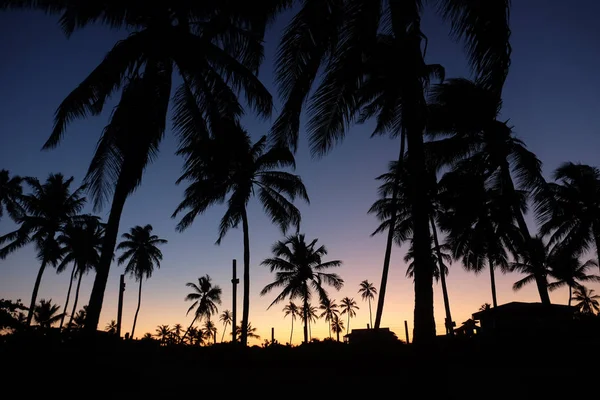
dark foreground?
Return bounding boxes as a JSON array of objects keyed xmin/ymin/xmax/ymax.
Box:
[{"xmin": 1, "ymin": 330, "xmax": 597, "ymax": 396}]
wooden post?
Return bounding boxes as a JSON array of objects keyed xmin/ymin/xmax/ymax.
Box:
[
  {"xmin": 271, "ymin": 327, "xmax": 274, "ymax": 343},
  {"xmin": 231, "ymin": 260, "xmax": 239, "ymax": 342},
  {"xmin": 116, "ymin": 274, "xmax": 125, "ymax": 338},
  {"xmin": 404, "ymin": 320, "xmax": 410, "ymax": 344}
]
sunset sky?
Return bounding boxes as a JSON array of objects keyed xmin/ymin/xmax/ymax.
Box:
[{"xmin": 1, "ymin": 0, "xmax": 600, "ymax": 345}]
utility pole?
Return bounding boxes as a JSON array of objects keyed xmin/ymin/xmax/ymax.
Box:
[
  {"xmin": 116, "ymin": 274, "xmax": 125, "ymax": 338},
  {"xmin": 404, "ymin": 320, "xmax": 410, "ymax": 344},
  {"xmin": 271, "ymin": 327, "xmax": 274, "ymax": 344},
  {"xmin": 231, "ymin": 259, "xmax": 239, "ymax": 343}
]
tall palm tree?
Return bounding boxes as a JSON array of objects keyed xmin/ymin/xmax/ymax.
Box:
[
  {"xmin": 155, "ymin": 325, "xmax": 172, "ymax": 345},
  {"xmin": 0, "ymin": 169, "xmax": 24, "ymax": 222},
  {"xmin": 175, "ymin": 127, "xmax": 309, "ymax": 346},
  {"xmin": 358, "ymin": 280, "xmax": 377, "ymax": 329},
  {"xmin": 260, "ymin": 233, "xmax": 343, "ymax": 344},
  {"xmin": 282, "ymin": 301, "xmax": 300, "ymax": 345},
  {"xmin": 573, "ymin": 286, "xmax": 600, "ymax": 315},
  {"xmin": 0, "ymin": 2, "xmax": 277, "ymax": 332},
  {"xmin": 219, "ymin": 310, "xmax": 232, "ymax": 342},
  {"xmin": 117, "ymin": 224, "xmax": 167, "ymax": 339},
  {"xmin": 536, "ymin": 163, "xmax": 600, "ymax": 273},
  {"xmin": 340, "ymin": 297, "xmax": 359, "ymax": 334},
  {"xmin": 331, "ymin": 315, "xmax": 345, "ymax": 342},
  {"xmin": 319, "ymin": 298, "xmax": 340, "ymax": 339},
  {"xmin": 272, "ymin": 0, "xmax": 511, "ymax": 343},
  {"xmin": 182, "ymin": 275, "xmax": 222, "ymax": 343},
  {"xmin": 203, "ymin": 319, "xmax": 217, "ymax": 344},
  {"xmin": 105, "ymin": 320, "xmax": 118, "ymax": 335},
  {"xmin": 0, "ymin": 174, "xmax": 85, "ymax": 325},
  {"xmin": 300, "ymin": 304, "xmax": 319, "ymax": 341},
  {"xmin": 33, "ymin": 299, "xmax": 63, "ymax": 329},
  {"xmin": 55, "ymin": 216, "xmax": 104, "ymax": 329},
  {"xmin": 426, "ymin": 78, "xmax": 550, "ymax": 304}
]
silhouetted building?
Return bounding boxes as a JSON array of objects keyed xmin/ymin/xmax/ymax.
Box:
[
  {"xmin": 472, "ymin": 302, "xmax": 575, "ymax": 336},
  {"xmin": 454, "ymin": 319, "xmax": 480, "ymax": 337},
  {"xmin": 343, "ymin": 328, "xmax": 399, "ymax": 344}
]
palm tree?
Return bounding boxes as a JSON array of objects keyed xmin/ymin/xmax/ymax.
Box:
[
  {"xmin": 142, "ymin": 333, "xmax": 154, "ymax": 341},
  {"xmin": 171, "ymin": 323, "xmax": 184, "ymax": 343},
  {"xmin": 331, "ymin": 315, "xmax": 345, "ymax": 342},
  {"xmin": 358, "ymin": 280, "xmax": 377, "ymax": 329},
  {"xmin": 117, "ymin": 225, "xmax": 167, "ymax": 339},
  {"xmin": 174, "ymin": 124, "xmax": 309, "ymax": 346},
  {"xmin": 33, "ymin": 299, "xmax": 63, "ymax": 329},
  {"xmin": 203, "ymin": 319, "xmax": 217, "ymax": 344},
  {"xmin": 548, "ymin": 258, "xmax": 600, "ymax": 306},
  {"xmin": 182, "ymin": 275, "xmax": 222, "ymax": 343},
  {"xmin": 55, "ymin": 216, "xmax": 104, "ymax": 329},
  {"xmin": 69, "ymin": 306, "xmax": 87, "ymax": 330},
  {"xmin": 340, "ymin": 297, "xmax": 359, "ymax": 335},
  {"xmin": 282, "ymin": 301, "xmax": 300, "ymax": 345},
  {"xmin": 300, "ymin": 304, "xmax": 319, "ymax": 341},
  {"xmin": 319, "ymin": 298, "xmax": 340, "ymax": 339},
  {"xmin": 536, "ymin": 163, "xmax": 600, "ymax": 273},
  {"xmin": 0, "ymin": 169, "xmax": 24, "ymax": 222},
  {"xmin": 219, "ymin": 310, "xmax": 232, "ymax": 343},
  {"xmin": 573, "ymin": 286, "xmax": 600, "ymax": 315},
  {"xmin": 105, "ymin": 320, "xmax": 118, "ymax": 335},
  {"xmin": 272, "ymin": 0, "xmax": 511, "ymax": 343},
  {"xmin": 234, "ymin": 322, "xmax": 260, "ymax": 341},
  {"xmin": 0, "ymin": 174, "xmax": 86, "ymax": 326},
  {"xmin": 260, "ymin": 233, "xmax": 343, "ymax": 344},
  {"xmin": 155, "ymin": 325, "xmax": 172, "ymax": 345}
]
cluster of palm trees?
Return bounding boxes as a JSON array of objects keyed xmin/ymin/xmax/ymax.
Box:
[{"xmin": 2, "ymin": 1, "xmax": 600, "ymax": 344}]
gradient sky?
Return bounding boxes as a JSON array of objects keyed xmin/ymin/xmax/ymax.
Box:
[{"xmin": 1, "ymin": 1, "xmax": 600, "ymax": 345}]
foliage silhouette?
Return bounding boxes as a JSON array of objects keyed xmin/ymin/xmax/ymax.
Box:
[
  {"xmin": 182, "ymin": 275, "xmax": 222, "ymax": 344},
  {"xmin": 282, "ymin": 301, "xmax": 300, "ymax": 345},
  {"xmin": 105, "ymin": 320, "xmax": 117, "ymax": 335},
  {"xmin": 0, "ymin": 298, "xmax": 27, "ymax": 333},
  {"xmin": 0, "ymin": 169, "xmax": 24, "ymax": 222},
  {"xmin": 233, "ymin": 322, "xmax": 260, "ymax": 341},
  {"xmin": 203, "ymin": 319, "xmax": 217, "ymax": 344},
  {"xmin": 219, "ymin": 310, "xmax": 232, "ymax": 343},
  {"xmin": 340, "ymin": 297, "xmax": 358, "ymax": 334},
  {"xmin": 319, "ymin": 298, "xmax": 340, "ymax": 339},
  {"xmin": 300, "ymin": 303, "xmax": 319, "ymax": 341},
  {"xmin": 155, "ymin": 325, "xmax": 172, "ymax": 345},
  {"xmin": 331, "ymin": 314, "xmax": 345, "ymax": 342},
  {"xmin": 33, "ymin": 299, "xmax": 63, "ymax": 329},
  {"xmin": 357, "ymin": 280, "xmax": 377, "ymax": 329},
  {"xmin": 573, "ymin": 286, "xmax": 600, "ymax": 315}
]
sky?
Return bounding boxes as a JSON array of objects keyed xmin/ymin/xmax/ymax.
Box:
[{"xmin": 1, "ymin": 0, "xmax": 600, "ymax": 345}]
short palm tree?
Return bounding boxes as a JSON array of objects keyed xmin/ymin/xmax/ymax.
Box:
[
  {"xmin": 155, "ymin": 325, "xmax": 172, "ymax": 345},
  {"xmin": 219, "ymin": 310, "xmax": 232, "ymax": 343},
  {"xmin": 174, "ymin": 124, "xmax": 309, "ymax": 346},
  {"xmin": 203, "ymin": 319, "xmax": 217, "ymax": 344},
  {"xmin": 234, "ymin": 322, "xmax": 260, "ymax": 341},
  {"xmin": 319, "ymin": 298, "xmax": 340, "ymax": 339},
  {"xmin": 282, "ymin": 301, "xmax": 300, "ymax": 345},
  {"xmin": 105, "ymin": 320, "xmax": 118, "ymax": 335},
  {"xmin": 0, "ymin": 169, "xmax": 24, "ymax": 222},
  {"xmin": 573, "ymin": 286, "xmax": 600, "ymax": 315},
  {"xmin": 548, "ymin": 258, "xmax": 600, "ymax": 306},
  {"xmin": 331, "ymin": 315, "xmax": 345, "ymax": 342},
  {"xmin": 300, "ymin": 304, "xmax": 319, "ymax": 341},
  {"xmin": 340, "ymin": 297, "xmax": 359, "ymax": 334},
  {"xmin": 117, "ymin": 224, "xmax": 167, "ymax": 339},
  {"xmin": 260, "ymin": 233, "xmax": 343, "ymax": 344},
  {"xmin": 33, "ymin": 299, "xmax": 63, "ymax": 329},
  {"xmin": 172, "ymin": 323, "xmax": 184, "ymax": 342},
  {"xmin": 358, "ymin": 280, "xmax": 377, "ymax": 329},
  {"xmin": 182, "ymin": 275, "xmax": 222, "ymax": 343},
  {"xmin": 0, "ymin": 173, "xmax": 86, "ymax": 325}
]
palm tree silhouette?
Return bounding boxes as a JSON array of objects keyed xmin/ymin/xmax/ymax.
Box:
[
  {"xmin": 282, "ymin": 301, "xmax": 300, "ymax": 345},
  {"xmin": 536, "ymin": 163, "xmax": 600, "ymax": 273},
  {"xmin": 203, "ymin": 319, "xmax": 217, "ymax": 344},
  {"xmin": 300, "ymin": 304, "xmax": 319, "ymax": 341},
  {"xmin": 319, "ymin": 298, "xmax": 340, "ymax": 339},
  {"xmin": 105, "ymin": 320, "xmax": 118, "ymax": 335},
  {"xmin": 331, "ymin": 315, "xmax": 345, "ymax": 342},
  {"xmin": 548, "ymin": 258, "xmax": 600, "ymax": 306},
  {"xmin": 340, "ymin": 297, "xmax": 359, "ymax": 334},
  {"xmin": 174, "ymin": 124, "xmax": 309, "ymax": 346},
  {"xmin": 69, "ymin": 306, "xmax": 87, "ymax": 329},
  {"xmin": 172, "ymin": 323, "xmax": 184, "ymax": 342},
  {"xmin": 155, "ymin": 325, "xmax": 172, "ymax": 345},
  {"xmin": 234, "ymin": 322, "xmax": 260, "ymax": 341},
  {"xmin": 260, "ymin": 233, "xmax": 343, "ymax": 344},
  {"xmin": 0, "ymin": 174, "xmax": 85, "ymax": 326},
  {"xmin": 117, "ymin": 224, "xmax": 167, "ymax": 339},
  {"xmin": 33, "ymin": 299, "xmax": 63, "ymax": 329},
  {"xmin": 182, "ymin": 275, "xmax": 222, "ymax": 344},
  {"xmin": 0, "ymin": 169, "xmax": 24, "ymax": 222},
  {"xmin": 272, "ymin": 0, "xmax": 511, "ymax": 342},
  {"xmin": 358, "ymin": 280, "xmax": 377, "ymax": 329},
  {"xmin": 573, "ymin": 286, "xmax": 600, "ymax": 315},
  {"xmin": 55, "ymin": 216, "xmax": 104, "ymax": 329},
  {"xmin": 219, "ymin": 310, "xmax": 232, "ymax": 343}
]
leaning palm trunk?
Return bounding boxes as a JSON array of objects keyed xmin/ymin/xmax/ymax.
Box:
[
  {"xmin": 240, "ymin": 209, "xmax": 251, "ymax": 346},
  {"xmin": 181, "ymin": 314, "xmax": 199, "ymax": 344},
  {"xmin": 568, "ymin": 285, "xmax": 573, "ymax": 307},
  {"xmin": 130, "ymin": 278, "xmax": 142, "ymax": 339},
  {"xmin": 303, "ymin": 298, "xmax": 309, "ymax": 344},
  {"xmin": 374, "ymin": 131, "xmax": 405, "ymax": 329},
  {"xmin": 594, "ymin": 232, "xmax": 600, "ymax": 275},
  {"xmin": 59, "ymin": 263, "xmax": 77, "ymax": 329},
  {"xmin": 26, "ymin": 259, "xmax": 48, "ymax": 326},
  {"xmin": 67, "ymin": 270, "xmax": 85, "ymax": 329},
  {"xmin": 86, "ymin": 181, "xmax": 128, "ymax": 332},
  {"xmin": 488, "ymin": 256, "xmax": 498, "ymax": 308},
  {"xmin": 221, "ymin": 323, "xmax": 228, "ymax": 343},
  {"xmin": 290, "ymin": 316, "xmax": 294, "ymax": 344},
  {"xmin": 430, "ymin": 217, "xmax": 454, "ymax": 336}
]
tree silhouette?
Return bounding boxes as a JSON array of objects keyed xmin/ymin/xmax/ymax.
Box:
[
  {"xmin": 33, "ymin": 299, "xmax": 63, "ymax": 329},
  {"xmin": 182, "ymin": 275, "xmax": 222, "ymax": 344},
  {"xmin": 331, "ymin": 315, "xmax": 345, "ymax": 342},
  {"xmin": 174, "ymin": 124, "xmax": 309, "ymax": 346},
  {"xmin": 117, "ymin": 224, "xmax": 167, "ymax": 339},
  {"xmin": 573, "ymin": 286, "xmax": 600, "ymax": 315},
  {"xmin": 340, "ymin": 297, "xmax": 359, "ymax": 334},
  {"xmin": 0, "ymin": 169, "xmax": 24, "ymax": 222},
  {"xmin": 300, "ymin": 304, "xmax": 319, "ymax": 341},
  {"xmin": 319, "ymin": 298, "xmax": 340, "ymax": 339},
  {"xmin": 172, "ymin": 323, "xmax": 184, "ymax": 343},
  {"xmin": 260, "ymin": 233, "xmax": 343, "ymax": 344},
  {"xmin": 203, "ymin": 319, "xmax": 217, "ymax": 344},
  {"xmin": 358, "ymin": 280, "xmax": 377, "ymax": 329},
  {"xmin": 69, "ymin": 306, "xmax": 87, "ymax": 329},
  {"xmin": 234, "ymin": 322, "xmax": 260, "ymax": 341},
  {"xmin": 219, "ymin": 310, "xmax": 232, "ymax": 343},
  {"xmin": 0, "ymin": 174, "xmax": 85, "ymax": 325},
  {"xmin": 548, "ymin": 258, "xmax": 600, "ymax": 306},
  {"xmin": 155, "ymin": 325, "xmax": 172, "ymax": 345},
  {"xmin": 282, "ymin": 301, "xmax": 300, "ymax": 345},
  {"xmin": 105, "ymin": 320, "xmax": 117, "ymax": 335}
]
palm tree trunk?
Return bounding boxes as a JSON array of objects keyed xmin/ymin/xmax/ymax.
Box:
[
  {"xmin": 568, "ymin": 285, "xmax": 572, "ymax": 307},
  {"xmin": 59, "ymin": 263, "xmax": 77, "ymax": 329},
  {"xmin": 336, "ymin": 329, "xmax": 340, "ymax": 342},
  {"xmin": 240, "ymin": 208, "xmax": 251, "ymax": 346},
  {"xmin": 67, "ymin": 267, "xmax": 85, "ymax": 329},
  {"xmin": 594, "ymin": 230, "xmax": 600, "ymax": 275},
  {"xmin": 374, "ymin": 131, "xmax": 405, "ymax": 329},
  {"xmin": 26, "ymin": 259, "xmax": 48, "ymax": 326},
  {"xmin": 500, "ymin": 161, "xmax": 550, "ymax": 305},
  {"xmin": 221, "ymin": 323, "xmax": 227, "ymax": 343},
  {"xmin": 85, "ymin": 179, "xmax": 128, "ymax": 333},
  {"xmin": 303, "ymin": 297, "xmax": 309, "ymax": 344},
  {"xmin": 347, "ymin": 313, "xmax": 350, "ymax": 335},
  {"xmin": 181, "ymin": 314, "xmax": 199, "ymax": 344},
  {"xmin": 328, "ymin": 318, "xmax": 332, "ymax": 338},
  {"xmin": 430, "ymin": 217, "xmax": 454, "ymax": 336},
  {"xmin": 368, "ymin": 298, "xmax": 372, "ymax": 328},
  {"xmin": 290, "ymin": 317, "xmax": 294, "ymax": 345},
  {"xmin": 131, "ymin": 278, "xmax": 143, "ymax": 339},
  {"xmin": 488, "ymin": 257, "xmax": 498, "ymax": 308}
]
